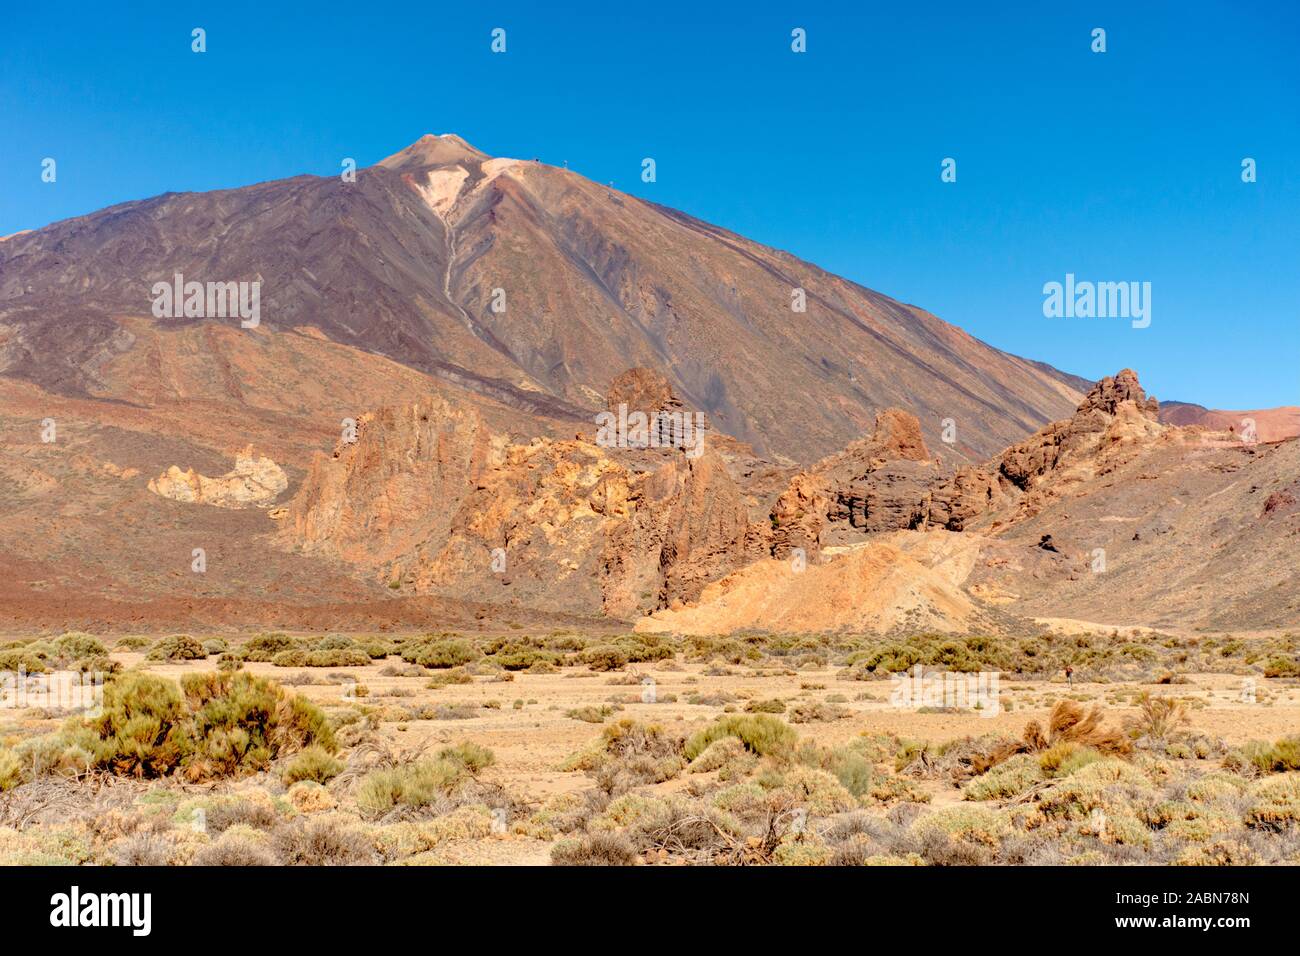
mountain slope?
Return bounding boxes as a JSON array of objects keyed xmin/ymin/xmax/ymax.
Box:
[{"xmin": 0, "ymin": 134, "xmax": 1086, "ymax": 463}]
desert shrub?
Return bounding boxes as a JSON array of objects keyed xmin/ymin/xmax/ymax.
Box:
[
  {"xmin": 437, "ymin": 742, "xmax": 495, "ymax": 774},
  {"xmin": 109, "ymin": 832, "xmax": 183, "ymax": 867},
  {"xmin": 274, "ymin": 648, "xmax": 370, "ymax": 668},
  {"xmin": 281, "ymin": 745, "xmax": 344, "ymax": 785},
  {"xmin": 1231, "ymin": 737, "xmax": 1300, "ymax": 775},
  {"xmin": 772, "ymin": 834, "xmax": 833, "ymax": 866},
  {"xmin": 315, "ymin": 635, "xmax": 354, "ymax": 651},
  {"xmin": 193, "ymin": 826, "xmax": 277, "ymax": 866},
  {"xmin": 913, "ymin": 805, "xmax": 1011, "ymax": 849},
  {"xmin": 868, "ymin": 775, "xmax": 932, "ymax": 805},
  {"xmin": 689, "ymin": 736, "xmax": 759, "ymax": 779},
  {"xmin": 963, "ymin": 753, "xmax": 1042, "ymax": 801},
  {"xmin": 359, "ymin": 639, "xmax": 396, "ymax": 659},
  {"xmin": 52, "ymin": 632, "xmax": 108, "ymax": 661},
  {"xmin": 312, "ymin": 649, "xmax": 369, "ymax": 667},
  {"xmin": 287, "ymin": 781, "xmax": 337, "ymax": 814},
  {"xmin": 778, "ymin": 766, "xmax": 857, "ymax": 814},
  {"xmin": 178, "ymin": 671, "xmax": 335, "ymax": 779},
  {"xmin": 202, "ymin": 638, "xmax": 228, "ymax": 656},
  {"xmin": 1244, "ymin": 773, "xmax": 1300, "ymax": 830},
  {"xmin": 379, "ymin": 662, "xmax": 424, "ymax": 677},
  {"xmin": 564, "ymin": 719, "xmax": 685, "ymax": 794},
  {"xmin": 488, "ymin": 645, "xmax": 562, "ymax": 671},
  {"xmin": 0, "ymin": 748, "xmax": 24, "ymax": 792},
  {"xmin": 745, "ymin": 698, "xmax": 786, "ymax": 714},
  {"xmin": 188, "ymin": 793, "xmax": 281, "ymax": 834},
  {"xmin": 0, "ymin": 648, "xmax": 48, "ymax": 674},
  {"xmin": 1039, "ymin": 742, "xmax": 1104, "ymax": 778},
  {"xmin": 1036, "ymin": 759, "xmax": 1151, "ymax": 820},
  {"xmin": 431, "ymin": 703, "xmax": 478, "ymax": 720},
  {"xmin": 551, "ymin": 831, "xmax": 638, "ymax": 866},
  {"xmin": 847, "ymin": 643, "xmax": 923, "ymax": 674},
  {"xmin": 78, "ymin": 671, "xmax": 333, "ymax": 781},
  {"xmin": 84, "ymin": 672, "xmax": 188, "ymax": 776},
  {"xmin": 1175, "ymin": 838, "xmax": 1260, "ymax": 866},
  {"xmin": 619, "ymin": 796, "xmax": 743, "ymax": 858},
  {"xmin": 114, "ymin": 636, "xmax": 150, "ymax": 651},
  {"xmin": 243, "ymin": 633, "xmax": 300, "ymax": 662},
  {"xmin": 403, "ymin": 639, "xmax": 481, "ymax": 669},
  {"xmin": 1125, "ymin": 693, "xmax": 1189, "ymax": 743},
  {"xmin": 355, "ymin": 759, "xmax": 467, "ymax": 816},
  {"xmin": 581, "ymin": 645, "xmax": 629, "ymax": 671},
  {"xmin": 617, "ymin": 636, "xmax": 676, "ymax": 664},
  {"xmin": 789, "ymin": 701, "xmax": 849, "ymax": 723},
  {"xmin": 1263, "ymin": 657, "xmax": 1300, "ymax": 678},
  {"xmin": 146, "ymin": 634, "xmax": 207, "ymax": 661},
  {"xmin": 1022, "ymin": 700, "xmax": 1130, "ymax": 754},
  {"xmin": 270, "ymin": 814, "xmax": 377, "ymax": 865},
  {"xmin": 427, "ymin": 668, "xmax": 474, "ymax": 687},
  {"xmin": 827, "ymin": 749, "xmax": 874, "ymax": 799},
  {"xmin": 684, "ymin": 714, "xmax": 798, "ymax": 761},
  {"xmin": 566, "ymin": 705, "xmax": 618, "ymax": 723}
]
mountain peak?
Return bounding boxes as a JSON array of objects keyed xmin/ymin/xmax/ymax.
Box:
[{"xmin": 377, "ymin": 133, "xmax": 488, "ymax": 170}]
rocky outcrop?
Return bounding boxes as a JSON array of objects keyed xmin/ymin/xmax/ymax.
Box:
[
  {"xmin": 768, "ymin": 408, "xmax": 1000, "ymax": 556},
  {"xmin": 284, "ymin": 395, "xmax": 504, "ymax": 566},
  {"xmin": 996, "ymin": 369, "xmax": 1163, "ymax": 493},
  {"xmin": 148, "ymin": 446, "xmax": 287, "ymax": 508},
  {"xmin": 605, "ymin": 367, "xmax": 684, "ymax": 419},
  {"xmin": 275, "ymin": 369, "xmax": 1239, "ymax": 628},
  {"xmin": 281, "ymin": 392, "xmax": 762, "ymax": 618}
]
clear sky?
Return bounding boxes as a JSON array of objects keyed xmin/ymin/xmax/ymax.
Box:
[{"xmin": 2, "ymin": 0, "xmax": 1296, "ymax": 408}]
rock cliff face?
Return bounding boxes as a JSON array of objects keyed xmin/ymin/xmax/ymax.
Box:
[
  {"xmin": 992, "ymin": 369, "xmax": 1165, "ymax": 517},
  {"xmin": 263, "ymin": 366, "xmax": 1298, "ymax": 632},
  {"xmin": 147, "ymin": 446, "xmax": 287, "ymax": 508},
  {"xmin": 281, "ymin": 387, "xmax": 762, "ymax": 618},
  {"xmin": 284, "ymin": 395, "xmax": 504, "ymax": 567},
  {"xmin": 768, "ymin": 408, "xmax": 1005, "ymax": 557}
]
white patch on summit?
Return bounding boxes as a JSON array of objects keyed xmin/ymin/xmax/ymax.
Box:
[
  {"xmin": 481, "ymin": 158, "xmax": 524, "ymax": 180},
  {"xmin": 415, "ymin": 166, "xmax": 470, "ymax": 214}
]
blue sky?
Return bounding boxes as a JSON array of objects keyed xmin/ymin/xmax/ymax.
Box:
[{"xmin": 2, "ymin": 0, "xmax": 1296, "ymax": 408}]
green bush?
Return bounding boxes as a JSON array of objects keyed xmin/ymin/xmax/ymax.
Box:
[
  {"xmin": 76, "ymin": 671, "xmax": 334, "ymax": 781},
  {"xmin": 315, "ymin": 635, "xmax": 354, "ymax": 651},
  {"xmin": 272, "ymin": 649, "xmax": 370, "ymax": 668},
  {"xmin": 581, "ymin": 645, "xmax": 629, "ymax": 671},
  {"xmin": 684, "ymin": 715, "xmax": 798, "ymax": 761},
  {"xmin": 355, "ymin": 759, "xmax": 466, "ymax": 816},
  {"xmin": 146, "ymin": 634, "xmax": 207, "ymax": 661},
  {"xmin": 52, "ymin": 633, "xmax": 108, "ymax": 661},
  {"xmin": 437, "ymin": 742, "xmax": 496, "ymax": 774},
  {"xmin": 0, "ymin": 647, "xmax": 49, "ymax": 674},
  {"xmin": 1236, "ymin": 737, "xmax": 1300, "ymax": 774},
  {"xmin": 403, "ymin": 639, "xmax": 481, "ymax": 669},
  {"xmin": 281, "ymin": 745, "xmax": 344, "ymax": 785},
  {"xmin": 487, "ymin": 644, "xmax": 562, "ymax": 671},
  {"xmin": 84, "ymin": 672, "xmax": 188, "ymax": 777},
  {"xmin": 1263, "ymin": 657, "xmax": 1300, "ymax": 678},
  {"xmin": 359, "ymin": 639, "xmax": 396, "ymax": 659},
  {"xmin": 427, "ymin": 668, "xmax": 474, "ymax": 687},
  {"xmin": 0, "ymin": 748, "xmax": 25, "ymax": 792},
  {"xmin": 243, "ymin": 633, "xmax": 301, "ymax": 662}
]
